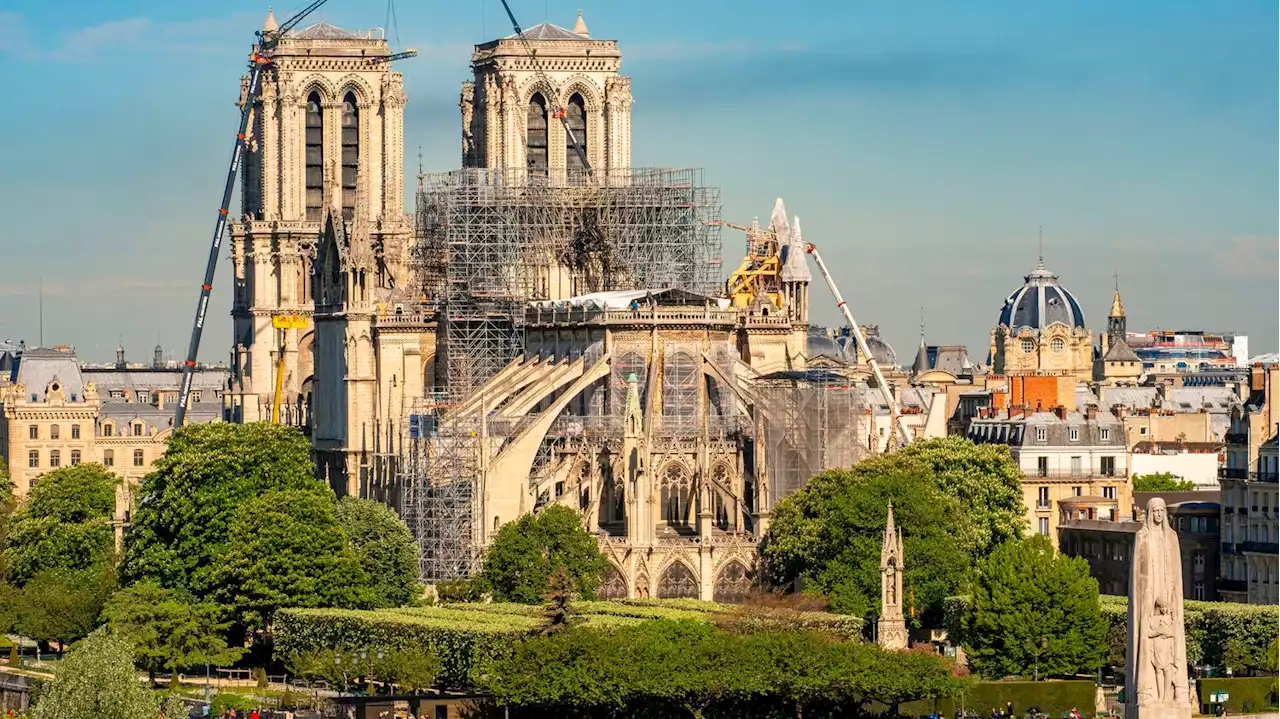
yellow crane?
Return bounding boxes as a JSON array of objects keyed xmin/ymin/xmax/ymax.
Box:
[{"xmin": 270, "ymin": 314, "xmax": 308, "ymax": 424}]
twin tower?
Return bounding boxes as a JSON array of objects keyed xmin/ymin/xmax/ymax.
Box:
[{"xmin": 226, "ymin": 11, "xmax": 634, "ymax": 494}]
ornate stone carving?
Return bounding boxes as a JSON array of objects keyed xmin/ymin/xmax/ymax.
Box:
[
  {"xmin": 877, "ymin": 502, "xmax": 908, "ymax": 650},
  {"xmin": 1127, "ymin": 498, "xmax": 1192, "ymax": 719}
]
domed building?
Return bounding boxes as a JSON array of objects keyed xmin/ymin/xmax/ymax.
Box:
[{"xmin": 990, "ymin": 260, "xmax": 1093, "ymax": 379}]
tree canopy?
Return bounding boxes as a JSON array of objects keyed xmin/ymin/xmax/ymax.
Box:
[
  {"xmin": 102, "ymin": 581, "xmax": 243, "ymax": 684},
  {"xmin": 13, "ymin": 565, "xmax": 117, "ymax": 647},
  {"xmin": 1133, "ymin": 472, "xmax": 1196, "ymax": 492},
  {"xmin": 763, "ymin": 455, "xmax": 971, "ymax": 621},
  {"xmin": 895, "ymin": 437, "xmax": 1027, "ymax": 556},
  {"xmin": 29, "ymin": 629, "xmax": 167, "ymax": 719},
  {"xmin": 4, "ymin": 464, "xmax": 117, "ymax": 586},
  {"xmin": 956, "ymin": 535, "xmax": 1107, "ymax": 679},
  {"xmin": 211, "ymin": 489, "xmax": 370, "ymax": 632},
  {"xmin": 476, "ymin": 504, "xmax": 609, "ymax": 604},
  {"xmin": 335, "ymin": 497, "xmax": 419, "ymax": 607},
  {"xmin": 478, "ymin": 620, "xmax": 969, "ymax": 718},
  {"xmin": 122, "ymin": 422, "xmax": 328, "ymax": 596}
]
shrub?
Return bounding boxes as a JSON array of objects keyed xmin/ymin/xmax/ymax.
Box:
[
  {"xmin": 1096, "ymin": 595, "xmax": 1276, "ymax": 671},
  {"xmin": 211, "ymin": 693, "xmax": 258, "ymax": 713}
]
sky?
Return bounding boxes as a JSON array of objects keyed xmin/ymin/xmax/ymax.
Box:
[{"xmin": 0, "ymin": 0, "xmax": 1275, "ymax": 364}]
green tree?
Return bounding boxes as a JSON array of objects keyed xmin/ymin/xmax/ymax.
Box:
[
  {"xmin": 122, "ymin": 422, "xmax": 328, "ymax": 597},
  {"xmin": 211, "ymin": 490, "xmax": 370, "ymax": 633},
  {"xmin": 763, "ymin": 455, "xmax": 971, "ymax": 620},
  {"xmin": 30, "ymin": 629, "xmax": 165, "ymax": 719},
  {"xmin": 380, "ymin": 647, "xmax": 442, "ymax": 693},
  {"xmin": 14, "ymin": 566, "xmax": 116, "ymax": 650},
  {"xmin": 102, "ymin": 581, "xmax": 244, "ymax": 686},
  {"xmin": 959, "ymin": 534, "xmax": 1107, "ymax": 679},
  {"xmin": 1133, "ymin": 473, "xmax": 1196, "ymax": 492},
  {"xmin": 335, "ymin": 497, "xmax": 419, "ymax": 607},
  {"xmin": 4, "ymin": 464, "xmax": 117, "ymax": 586},
  {"xmin": 896, "ymin": 437, "xmax": 1027, "ymax": 556},
  {"xmin": 476, "ymin": 505, "xmax": 609, "ymax": 604}
]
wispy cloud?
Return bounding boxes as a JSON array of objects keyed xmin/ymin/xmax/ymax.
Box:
[
  {"xmin": 1217, "ymin": 235, "xmax": 1279, "ymax": 279},
  {"xmin": 1, "ymin": 12, "xmax": 256, "ymax": 62}
]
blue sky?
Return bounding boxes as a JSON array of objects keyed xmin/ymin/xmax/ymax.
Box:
[{"xmin": 0, "ymin": 0, "xmax": 1275, "ymax": 363}]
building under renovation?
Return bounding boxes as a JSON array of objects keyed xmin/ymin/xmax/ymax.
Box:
[{"xmin": 226, "ymin": 10, "xmax": 888, "ymax": 599}]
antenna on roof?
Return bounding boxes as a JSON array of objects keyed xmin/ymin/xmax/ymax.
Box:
[
  {"xmin": 1037, "ymin": 226, "xmax": 1044, "ymax": 266},
  {"xmin": 919, "ymin": 306, "xmax": 925, "ymax": 342},
  {"xmin": 38, "ymin": 278, "xmax": 43, "ymax": 348}
]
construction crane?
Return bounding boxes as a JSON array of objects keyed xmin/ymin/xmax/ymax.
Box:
[
  {"xmin": 708, "ymin": 218, "xmax": 912, "ymax": 448},
  {"xmin": 496, "ymin": 0, "xmax": 592, "ymax": 173},
  {"xmin": 174, "ymin": 0, "xmax": 331, "ymax": 428},
  {"xmin": 270, "ymin": 314, "xmax": 309, "ymax": 424}
]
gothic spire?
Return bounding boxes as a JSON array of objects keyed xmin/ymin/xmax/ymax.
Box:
[
  {"xmin": 572, "ymin": 9, "xmax": 590, "ymax": 37},
  {"xmin": 1110, "ymin": 273, "xmax": 1125, "ymax": 319}
]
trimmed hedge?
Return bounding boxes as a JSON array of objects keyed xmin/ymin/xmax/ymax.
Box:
[
  {"xmin": 274, "ymin": 608, "xmax": 523, "ymax": 688},
  {"xmin": 900, "ymin": 681, "xmax": 1097, "ymax": 717},
  {"xmin": 1198, "ymin": 677, "xmax": 1279, "ymax": 714},
  {"xmin": 277, "ymin": 601, "xmax": 865, "ymax": 688},
  {"xmin": 946, "ymin": 595, "xmax": 1277, "ymax": 672}
]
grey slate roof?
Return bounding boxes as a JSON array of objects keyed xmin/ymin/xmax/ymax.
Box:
[
  {"xmin": 998, "ymin": 261, "xmax": 1087, "ymax": 332},
  {"xmin": 509, "ymin": 22, "xmax": 588, "ymax": 41},
  {"xmin": 99, "ymin": 401, "xmax": 222, "ymax": 435},
  {"xmin": 290, "ymin": 21, "xmax": 365, "ymax": 40},
  {"xmin": 82, "ymin": 369, "xmax": 225, "ymax": 393},
  {"xmin": 8, "ymin": 348, "xmax": 85, "ymax": 402},
  {"xmin": 1103, "ymin": 336, "xmax": 1141, "ymax": 362}
]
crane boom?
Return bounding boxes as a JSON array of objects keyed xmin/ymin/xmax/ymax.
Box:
[
  {"xmin": 496, "ymin": 0, "xmax": 591, "ymax": 172},
  {"xmin": 174, "ymin": 0, "xmax": 331, "ymax": 428},
  {"xmin": 706, "ymin": 218, "xmax": 911, "ymax": 447},
  {"xmin": 804, "ymin": 243, "xmax": 910, "ymax": 447}
]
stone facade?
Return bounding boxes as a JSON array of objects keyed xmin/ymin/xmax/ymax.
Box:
[
  {"xmin": 460, "ymin": 13, "xmax": 632, "ymax": 177},
  {"xmin": 1219, "ymin": 359, "xmax": 1279, "ymax": 604},
  {"xmin": 0, "ymin": 346, "xmax": 225, "ymax": 541},
  {"xmin": 227, "ymin": 17, "xmax": 412, "ymax": 439},
  {"xmin": 990, "ymin": 260, "xmax": 1093, "ymax": 380},
  {"xmin": 968, "ymin": 401, "xmax": 1131, "ymax": 550}
]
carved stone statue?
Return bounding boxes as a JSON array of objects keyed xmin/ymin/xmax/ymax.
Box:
[
  {"xmin": 1126, "ymin": 498, "xmax": 1192, "ymax": 719},
  {"xmin": 877, "ymin": 502, "xmax": 908, "ymax": 650}
]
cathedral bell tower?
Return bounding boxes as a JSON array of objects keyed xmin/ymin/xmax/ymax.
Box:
[
  {"xmin": 228, "ymin": 11, "xmax": 411, "ymax": 428},
  {"xmin": 459, "ymin": 11, "xmax": 633, "ymax": 179}
]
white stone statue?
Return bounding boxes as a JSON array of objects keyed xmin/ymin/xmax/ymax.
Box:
[{"xmin": 1126, "ymin": 498, "xmax": 1191, "ymax": 719}]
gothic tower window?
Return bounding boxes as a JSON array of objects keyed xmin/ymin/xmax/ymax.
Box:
[
  {"xmin": 565, "ymin": 92, "xmax": 587, "ymax": 180},
  {"xmin": 305, "ymin": 93, "xmax": 324, "ymax": 221},
  {"xmin": 661, "ymin": 463, "xmax": 691, "ymax": 528},
  {"xmin": 245, "ymin": 105, "xmax": 263, "ymax": 218},
  {"xmin": 341, "ymin": 93, "xmax": 359, "ymax": 220},
  {"xmin": 526, "ymin": 92, "xmax": 549, "ymax": 178}
]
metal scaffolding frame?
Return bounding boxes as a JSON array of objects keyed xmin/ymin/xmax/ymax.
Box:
[
  {"xmin": 750, "ymin": 371, "xmax": 867, "ymax": 502},
  {"xmin": 402, "ymin": 392, "xmax": 483, "ymax": 582},
  {"xmin": 401, "ymin": 167, "xmax": 723, "ymax": 581}
]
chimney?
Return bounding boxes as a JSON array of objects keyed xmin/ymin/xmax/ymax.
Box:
[
  {"xmin": 1054, "ymin": 405, "xmax": 1068, "ymax": 420},
  {"xmin": 1086, "ymin": 405, "xmax": 1098, "ymax": 421}
]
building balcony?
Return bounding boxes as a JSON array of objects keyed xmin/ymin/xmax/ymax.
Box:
[
  {"xmin": 1221, "ymin": 542, "xmax": 1238, "ymax": 556},
  {"xmin": 1239, "ymin": 541, "xmax": 1280, "ymax": 555},
  {"xmin": 1224, "ymin": 432, "xmax": 1248, "ymax": 445},
  {"xmin": 1219, "ymin": 468, "xmax": 1279, "ymax": 483},
  {"xmin": 1024, "ymin": 469, "xmax": 1128, "ymax": 480}
]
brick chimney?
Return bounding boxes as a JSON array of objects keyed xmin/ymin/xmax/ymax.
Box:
[
  {"xmin": 1086, "ymin": 405, "xmax": 1098, "ymax": 421},
  {"xmin": 1054, "ymin": 405, "xmax": 1068, "ymax": 420}
]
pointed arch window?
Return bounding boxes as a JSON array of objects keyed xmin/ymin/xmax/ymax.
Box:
[
  {"xmin": 305, "ymin": 92, "xmax": 324, "ymax": 221},
  {"xmin": 526, "ymin": 92, "xmax": 548, "ymax": 178},
  {"xmin": 341, "ymin": 93, "xmax": 359, "ymax": 220},
  {"xmin": 565, "ymin": 92, "xmax": 587, "ymax": 181}
]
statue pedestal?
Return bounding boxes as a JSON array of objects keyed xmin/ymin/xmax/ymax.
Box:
[
  {"xmin": 1125, "ymin": 705, "xmax": 1192, "ymax": 719},
  {"xmin": 877, "ymin": 618, "xmax": 908, "ymax": 650}
]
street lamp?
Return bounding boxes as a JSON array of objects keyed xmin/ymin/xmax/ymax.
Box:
[
  {"xmin": 333, "ymin": 653, "xmax": 349, "ymax": 697},
  {"xmin": 1026, "ymin": 637, "xmax": 1049, "ymax": 681}
]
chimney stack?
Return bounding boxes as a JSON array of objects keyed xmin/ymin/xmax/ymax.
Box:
[
  {"xmin": 1086, "ymin": 405, "xmax": 1098, "ymax": 421},
  {"xmin": 1054, "ymin": 405, "xmax": 1068, "ymax": 420}
]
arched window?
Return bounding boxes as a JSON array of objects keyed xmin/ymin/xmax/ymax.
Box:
[
  {"xmin": 70, "ymin": 450, "xmax": 81, "ymax": 466},
  {"xmin": 1020, "ymin": 338, "xmax": 1035, "ymax": 354},
  {"xmin": 660, "ymin": 463, "xmax": 691, "ymax": 528},
  {"xmin": 341, "ymin": 93, "xmax": 359, "ymax": 219},
  {"xmin": 1051, "ymin": 337, "xmax": 1065, "ymax": 353},
  {"xmin": 599, "ymin": 565, "xmax": 628, "ymax": 600},
  {"xmin": 103, "ymin": 449, "xmax": 114, "ymax": 467},
  {"xmin": 713, "ymin": 562, "xmax": 755, "ymax": 604},
  {"xmin": 658, "ymin": 562, "xmax": 698, "ymax": 599},
  {"xmin": 49, "ymin": 450, "xmax": 60, "ymax": 468},
  {"xmin": 50, "ymin": 424, "xmax": 60, "ymax": 440},
  {"xmin": 526, "ymin": 92, "xmax": 548, "ymax": 177},
  {"xmin": 565, "ymin": 92, "xmax": 587, "ymax": 180},
  {"xmin": 305, "ymin": 92, "xmax": 324, "ymax": 221}
]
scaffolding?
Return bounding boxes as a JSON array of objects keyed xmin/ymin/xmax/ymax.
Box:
[
  {"xmin": 402, "ymin": 391, "xmax": 483, "ymax": 582},
  {"xmin": 750, "ymin": 370, "xmax": 867, "ymax": 501},
  {"xmin": 402, "ymin": 167, "xmax": 724, "ymax": 580},
  {"xmin": 414, "ymin": 167, "xmax": 722, "ymax": 392}
]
